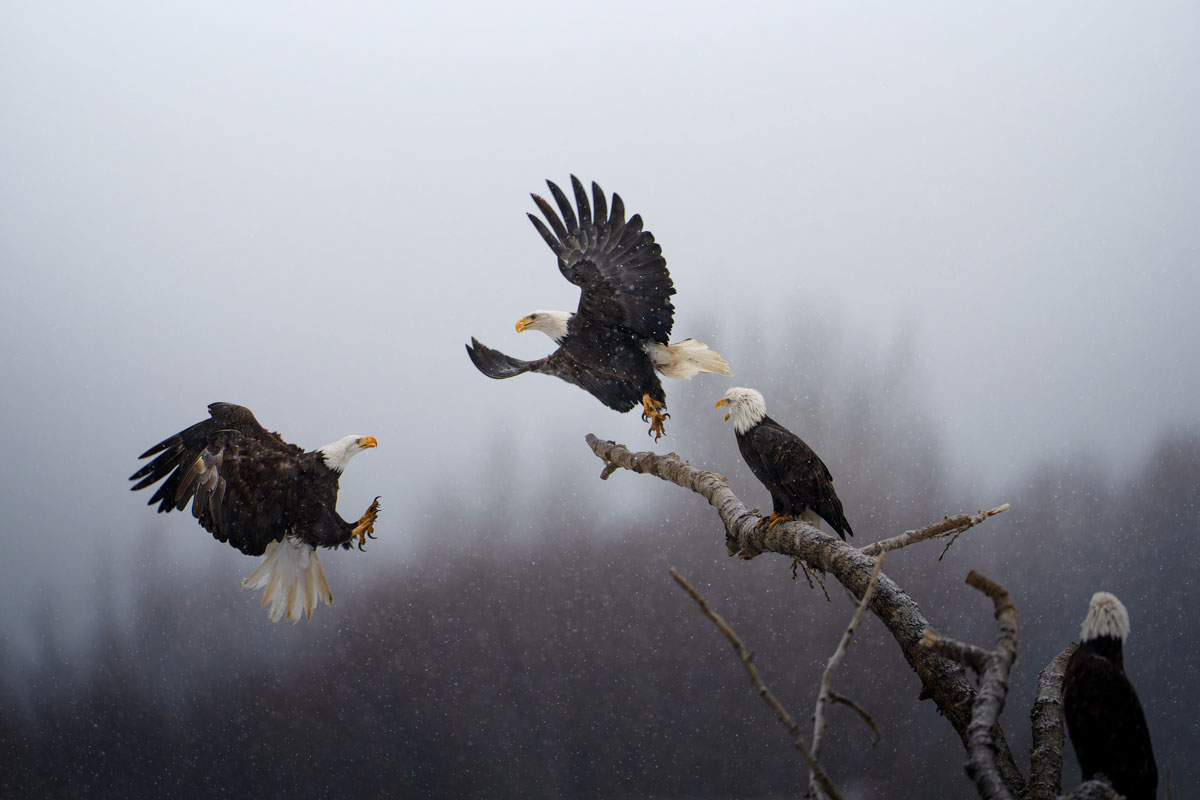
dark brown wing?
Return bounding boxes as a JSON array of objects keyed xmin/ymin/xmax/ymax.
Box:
[
  {"xmin": 130, "ymin": 403, "xmax": 339, "ymax": 556},
  {"xmin": 1063, "ymin": 645, "xmax": 1158, "ymax": 800},
  {"xmin": 465, "ymin": 338, "xmax": 645, "ymax": 412},
  {"xmin": 528, "ymin": 176, "xmax": 675, "ymax": 344},
  {"xmin": 741, "ymin": 418, "xmax": 853, "ymax": 539}
]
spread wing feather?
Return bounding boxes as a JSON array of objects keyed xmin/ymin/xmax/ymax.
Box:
[
  {"xmin": 530, "ymin": 176, "xmax": 675, "ymax": 343},
  {"xmin": 465, "ymin": 338, "xmax": 641, "ymax": 412},
  {"xmin": 130, "ymin": 403, "xmax": 359, "ymax": 556}
]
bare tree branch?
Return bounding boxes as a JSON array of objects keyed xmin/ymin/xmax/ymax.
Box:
[
  {"xmin": 921, "ymin": 571, "xmax": 1019, "ymax": 800},
  {"xmin": 585, "ymin": 435, "xmax": 1026, "ymax": 795},
  {"xmin": 861, "ymin": 504, "xmax": 1010, "ymax": 557},
  {"xmin": 809, "ymin": 552, "xmax": 885, "ymax": 798},
  {"xmin": 669, "ymin": 568, "xmax": 846, "ymax": 800},
  {"xmin": 827, "ymin": 692, "xmax": 880, "ymax": 747},
  {"xmin": 1058, "ymin": 780, "xmax": 1120, "ymax": 800},
  {"xmin": 1028, "ymin": 643, "xmax": 1077, "ymax": 800}
]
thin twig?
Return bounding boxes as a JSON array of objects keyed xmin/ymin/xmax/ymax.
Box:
[
  {"xmin": 809, "ymin": 552, "xmax": 886, "ymax": 798},
  {"xmin": 861, "ymin": 504, "xmax": 1010, "ymax": 557},
  {"xmin": 670, "ymin": 568, "xmax": 846, "ymax": 800},
  {"xmin": 828, "ymin": 692, "xmax": 881, "ymax": 746}
]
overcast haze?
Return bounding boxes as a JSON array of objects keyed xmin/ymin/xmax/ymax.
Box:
[{"xmin": 2, "ymin": 2, "xmax": 1199, "ymax": 656}]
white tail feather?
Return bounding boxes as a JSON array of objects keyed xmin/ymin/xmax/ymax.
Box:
[
  {"xmin": 648, "ymin": 338, "xmax": 733, "ymax": 380},
  {"xmin": 241, "ymin": 537, "xmax": 333, "ymax": 623}
]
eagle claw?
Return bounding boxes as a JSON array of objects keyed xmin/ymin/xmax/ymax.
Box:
[
  {"xmin": 352, "ymin": 497, "xmax": 382, "ymax": 550},
  {"xmin": 758, "ymin": 512, "xmax": 792, "ymax": 532},
  {"xmin": 640, "ymin": 394, "xmax": 670, "ymax": 441}
]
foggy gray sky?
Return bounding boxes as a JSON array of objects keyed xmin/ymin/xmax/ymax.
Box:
[{"xmin": 2, "ymin": 2, "xmax": 1198, "ymax": 651}]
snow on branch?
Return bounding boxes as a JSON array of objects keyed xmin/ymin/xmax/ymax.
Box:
[{"xmin": 584, "ymin": 434, "xmax": 1026, "ymax": 796}]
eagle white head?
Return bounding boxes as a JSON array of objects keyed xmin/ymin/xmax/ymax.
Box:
[
  {"xmin": 1080, "ymin": 591, "xmax": 1130, "ymax": 642},
  {"xmin": 318, "ymin": 435, "xmax": 378, "ymax": 472},
  {"xmin": 515, "ymin": 310, "xmax": 571, "ymax": 343},
  {"xmin": 715, "ymin": 387, "xmax": 767, "ymax": 434}
]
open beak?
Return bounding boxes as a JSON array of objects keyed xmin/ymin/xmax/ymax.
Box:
[
  {"xmin": 360, "ymin": 436, "xmax": 378, "ymax": 449},
  {"xmin": 715, "ymin": 398, "xmax": 731, "ymax": 422},
  {"xmin": 516, "ymin": 316, "xmax": 534, "ymax": 333}
]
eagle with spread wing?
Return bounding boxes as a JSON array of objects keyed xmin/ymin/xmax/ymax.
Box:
[
  {"xmin": 130, "ymin": 403, "xmax": 380, "ymax": 623},
  {"xmin": 466, "ymin": 176, "xmax": 730, "ymax": 439}
]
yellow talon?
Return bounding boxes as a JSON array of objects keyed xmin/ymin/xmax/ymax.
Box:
[
  {"xmin": 758, "ymin": 512, "xmax": 793, "ymax": 532},
  {"xmin": 351, "ymin": 497, "xmax": 381, "ymax": 550},
  {"xmin": 640, "ymin": 394, "xmax": 669, "ymax": 441}
]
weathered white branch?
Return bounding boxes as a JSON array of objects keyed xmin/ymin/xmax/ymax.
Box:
[
  {"xmin": 809, "ymin": 552, "xmax": 885, "ymax": 798},
  {"xmin": 669, "ymin": 569, "xmax": 845, "ymax": 800},
  {"xmin": 860, "ymin": 504, "xmax": 1010, "ymax": 557},
  {"xmin": 585, "ymin": 435, "xmax": 1026, "ymax": 796},
  {"xmin": 921, "ymin": 571, "xmax": 1020, "ymax": 800},
  {"xmin": 1028, "ymin": 643, "xmax": 1077, "ymax": 800}
]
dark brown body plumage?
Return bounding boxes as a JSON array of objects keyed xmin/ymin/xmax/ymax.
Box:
[
  {"xmin": 130, "ymin": 403, "xmax": 363, "ymax": 556},
  {"xmin": 1063, "ymin": 635, "xmax": 1157, "ymax": 800},
  {"xmin": 736, "ymin": 415, "xmax": 853, "ymax": 540}
]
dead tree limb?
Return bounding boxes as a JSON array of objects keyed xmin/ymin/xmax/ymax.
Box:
[
  {"xmin": 670, "ymin": 569, "xmax": 846, "ymax": 800},
  {"xmin": 809, "ymin": 552, "xmax": 885, "ymax": 798},
  {"xmin": 921, "ymin": 571, "xmax": 1019, "ymax": 800},
  {"xmin": 861, "ymin": 504, "xmax": 1010, "ymax": 557},
  {"xmin": 1028, "ymin": 643, "xmax": 1077, "ymax": 800},
  {"xmin": 584, "ymin": 435, "xmax": 1025, "ymax": 796}
]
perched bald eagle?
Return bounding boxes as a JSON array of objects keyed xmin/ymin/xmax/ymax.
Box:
[
  {"xmin": 1062, "ymin": 592, "xmax": 1157, "ymax": 800},
  {"xmin": 715, "ymin": 387, "xmax": 853, "ymax": 539},
  {"xmin": 129, "ymin": 403, "xmax": 381, "ymax": 623},
  {"xmin": 466, "ymin": 176, "xmax": 730, "ymax": 440}
]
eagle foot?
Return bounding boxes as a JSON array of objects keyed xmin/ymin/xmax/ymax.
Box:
[
  {"xmin": 758, "ymin": 512, "xmax": 794, "ymax": 532},
  {"xmin": 351, "ymin": 496, "xmax": 381, "ymax": 550},
  {"xmin": 640, "ymin": 394, "xmax": 670, "ymax": 441}
]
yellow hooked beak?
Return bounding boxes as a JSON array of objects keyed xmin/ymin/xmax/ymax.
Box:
[
  {"xmin": 359, "ymin": 436, "xmax": 378, "ymax": 449},
  {"xmin": 715, "ymin": 398, "xmax": 731, "ymax": 422},
  {"xmin": 516, "ymin": 316, "xmax": 534, "ymax": 333}
]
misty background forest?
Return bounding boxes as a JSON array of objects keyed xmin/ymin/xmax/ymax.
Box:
[
  {"xmin": 2, "ymin": 327, "xmax": 1197, "ymax": 798},
  {"xmin": 4, "ymin": 2, "xmax": 1200, "ymax": 798}
]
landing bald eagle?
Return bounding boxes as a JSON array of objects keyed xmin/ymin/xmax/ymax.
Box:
[
  {"xmin": 1062, "ymin": 592, "xmax": 1157, "ymax": 800},
  {"xmin": 716, "ymin": 387, "xmax": 853, "ymax": 539},
  {"xmin": 466, "ymin": 176, "xmax": 730, "ymax": 440},
  {"xmin": 129, "ymin": 403, "xmax": 381, "ymax": 623}
]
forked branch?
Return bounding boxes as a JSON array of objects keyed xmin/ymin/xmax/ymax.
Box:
[
  {"xmin": 670, "ymin": 569, "xmax": 845, "ymax": 800},
  {"xmin": 809, "ymin": 552, "xmax": 885, "ymax": 798},
  {"xmin": 584, "ymin": 435, "xmax": 1024, "ymax": 795},
  {"xmin": 921, "ymin": 571, "xmax": 1019, "ymax": 800}
]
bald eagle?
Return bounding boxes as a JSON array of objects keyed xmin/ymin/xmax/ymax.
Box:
[
  {"xmin": 1062, "ymin": 592, "xmax": 1157, "ymax": 800},
  {"xmin": 715, "ymin": 387, "xmax": 853, "ymax": 539},
  {"xmin": 466, "ymin": 176, "xmax": 731, "ymax": 440},
  {"xmin": 129, "ymin": 403, "xmax": 381, "ymax": 623}
]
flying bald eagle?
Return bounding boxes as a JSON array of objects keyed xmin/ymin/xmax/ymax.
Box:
[
  {"xmin": 129, "ymin": 403, "xmax": 381, "ymax": 623},
  {"xmin": 1062, "ymin": 592, "xmax": 1157, "ymax": 800},
  {"xmin": 715, "ymin": 387, "xmax": 853, "ymax": 539},
  {"xmin": 466, "ymin": 176, "xmax": 731, "ymax": 440}
]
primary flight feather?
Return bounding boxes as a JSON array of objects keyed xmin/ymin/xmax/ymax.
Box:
[{"xmin": 466, "ymin": 176, "xmax": 730, "ymax": 440}]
